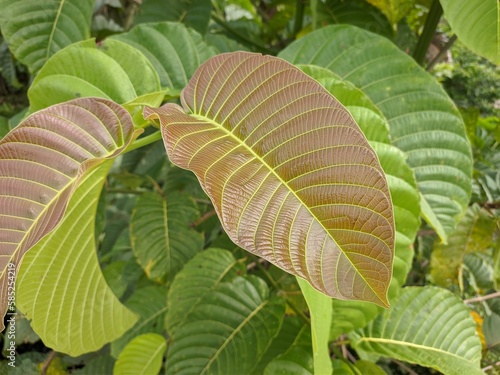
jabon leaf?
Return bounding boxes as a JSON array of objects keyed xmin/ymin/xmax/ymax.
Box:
[{"xmin": 144, "ymin": 52, "xmax": 395, "ymax": 306}]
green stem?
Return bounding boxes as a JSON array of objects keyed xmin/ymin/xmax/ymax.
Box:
[
  {"xmin": 292, "ymin": 0, "xmax": 305, "ymax": 39},
  {"xmin": 412, "ymin": 0, "xmax": 443, "ymax": 65},
  {"xmin": 125, "ymin": 130, "xmax": 162, "ymax": 153}
]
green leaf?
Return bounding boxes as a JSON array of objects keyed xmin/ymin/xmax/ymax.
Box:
[
  {"xmin": 165, "ymin": 275, "xmax": 285, "ymax": 374},
  {"xmin": 365, "ymin": 0, "xmax": 414, "ymax": 26},
  {"xmin": 165, "ymin": 248, "xmax": 245, "ymax": 334},
  {"xmin": 297, "ymin": 278, "xmax": 333, "ymax": 375},
  {"xmin": 134, "ymin": 0, "xmax": 212, "ymax": 35},
  {"xmin": 73, "ymin": 355, "xmax": 115, "ymax": 375},
  {"xmin": 0, "ymin": 115, "xmax": 9, "ymax": 138},
  {"xmin": 0, "ymin": 97, "xmax": 140, "ymax": 332},
  {"xmin": 440, "ymin": 0, "xmax": 500, "ymax": 64},
  {"xmin": 112, "ymin": 22, "xmax": 216, "ymax": 90},
  {"xmin": 352, "ymin": 286, "xmax": 483, "ymax": 375},
  {"xmin": 130, "ymin": 192, "xmax": 204, "ymax": 282},
  {"xmin": 205, "ymin": 33, "xmax": 251, "ymax": 53},
  {"xmin": 279, "ymin": 24, "xmax": 472, "ymax": 241},
  {"xmin": 111, "ymin": 286, "xmax": 168, "ymax": 358},
  {"xmin": 114, "ymin": 333, "xmax": 167, "ymax": 375},
  {"xmin": 463, "ymin": 253, "xmax": 495, "ymax": 291},
  {"xmin": 16, "ymin": 162, "xmax": 138, "ymax": 356},
  {"xmin": 144, "ymin": 51, "xmax": 395, "ymax": 306},
  {"xmin": 431, "ymin": 204, "xmax": 498, "ymax": 287},
  {"xmin": 0, "ymin": 0, "xmax": 94, "ymax": 75},
  {"xmin": 28, "ymin": 39, "xmax": 161, "ymax": 111}
]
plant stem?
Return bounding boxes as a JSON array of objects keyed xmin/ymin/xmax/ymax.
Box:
[
  {"xmin": 412, "ymin": 0, "xmax": 443, "ymax": 65},
  {"xmin": 464, "ymin": 291, "xmax": 500, "ymax": 304},
  {"xmin": 426, "ymin": 34, "xmax": 457, "ymax": 71},
  {"xmin": 41, "ymin": 351, "xmax": 56, "ymax": 375},
  {"xmin": 292, "ymin": 0, "xmax": 305, "ymax": 39},
  {"xmin": 190, "ymin": 209, "xmax": 217, "ymax": 228},
  {"xmin": 125, "ymin": 130, "xmax": 162, "ymax": 153}
]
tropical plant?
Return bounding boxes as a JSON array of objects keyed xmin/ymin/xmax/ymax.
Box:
[{"xmin": 0, "ymin": 0, "xmax": 498, "ymax": 374}]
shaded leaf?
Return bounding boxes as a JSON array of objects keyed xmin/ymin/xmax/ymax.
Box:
[
  {"xmin": 0, "ymin": 97, "xmax": 140, "ymax": 331},
  {"xmin": 112, "ymin": 22, "xmax": 216, "ymax": 90},
  {"xmin": 205, "ymin": 33, "xmax": 251, "ymax": 53},
  {"xmin": 130, "ymin": 191, "xmax": 204, "ymax": 282},
  {"xmin": 165, "ymin": 275, "xmax": 285, "ymax": 374},
  {"xmin": 431, "ymin": 204, "xmax": 497, "ymax": 287},
  {"xmin": 28, "ymin": 39, "xmax": 161, "ymax": 112},
  {"xmin": 144, "ymin": 51, "xmax": 395, "ymax": 306},
  {"xmin": 352, "ymin": 286, "xmax": 483, "ymax": 375},
  {"xmin": 134, "ymin": 0, "xmax": 212, "ymax": 35},
  {"xmin": 111, "ymin": 286, "xmax": 168, "ymax": 358},
  {"xmin": 0, "ymin": 0, "xmax": 94, "ymax": 75},
  {"xmin": 114, "ymin": 333, "xmax": 166, "ymax": 375},
  {"xmin": 279, "ymin": 24, "xmax": 472, "ymax": 240},
  {"xmin": 17, "ymin": 162, "xmax": 138, "ymax": 356},
  {"xmin": 73, "ymin": 355, "xmax": 115, "ymax": 375},
  {"xmin": 440, "ymin": 0, "xmax": 500, "ymax": 64},
  {"xmin": 463, "ymin": 253, "xmax": 495, "ymax": 291},
  {"xmin": 165, "ymin": 248, "xmax": 245, "ymax": 334}
]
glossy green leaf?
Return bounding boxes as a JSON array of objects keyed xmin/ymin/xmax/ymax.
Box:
[
  {"xmin": 114, "ymin": 333, "xmax": 166, "ymax": 375},
  {"xmin": 440, "ymin": 0, "xmax": 500, "ymax": 64},
  {"xmin": 111, "ymin": 286, "xmax": 168, "ymax": 358},
  {"xmin": 134, "ymin": 0, "xmax": 212, "ymax": 35},
  {"xmin": 28, "ymin": 39, "xmax": 161, "ymax": 112},
  {"xmin": 297, "ymin": 278, "xmax": 332, "ymax": 375},
  {"xmin": 279, "ymin": 24, "xmax": 472, "ymax": 241},
  {"xmin": 165, "ymin": 248, "xmax": 246, "ymax": 334},
  {"xmin": 0, "ymin": 97, "xmax": 140, "ymax": 332},
  {"xmin": 352, "ymin": 286, "xmax": 483, "ymax": 375},
  {"xmin": 130, "ymin": 191, "xmax": 204, "ymax": 282},
  {"xmin": 144, "ymin": 51, "xmax": 395, "ymax": 306},
  {"xmin": 112, "ymin": 22, "xmax": 216, "ymax": 90},
  {"xmin": 431, "ymin": 204, "xmax": 498, "ymax": 287},
  {"xmin": 0, "ymin": 0, "xmax": 93, "ymax": 75},
  {"xmin": 16, "ymin": 162, "xmax": 138, "ymax": 356},
  {"xmin": 165, "ymin": 275, "xmax": 285, "ymax": 374}
]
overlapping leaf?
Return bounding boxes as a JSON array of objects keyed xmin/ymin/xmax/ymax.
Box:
[
  {"xmin": 0, "ymin": 97, "xmax": 141, "ymax": 331},
  {"xmin": 130, "ymin": 191, "xmax": 204, "ymax": 282},
  {"xmin": 112, "ymin": 22, "xmax": 216, "ymax": 91},
  {"xmin": 279, "ymin": 25, "xmax": 472, "ymax": 241},
  {"xmin": 441, "ymin": 0, "xmax": 500, "ymax": 64},
  {"xmin": 365, "ymin": 0, "xmax": 414, "ymax": 26},
  {"xmin": 351, "ymin": 286, "xmax": 483, "ymax": 375},
  {"xmin": 0, "ymin": 0, "xmax": 94, "ymax": 75},
  {"xmin": 28, "ymin": 39, "xmax": 161, "ymax": 112},
  {"xmin": 16, "ymin": 162, "xmax": 138, "ymax": 356},
  {"xmin": 114, "ymin": 333, "xmax": 167, "ymax": 375},
  {"xmin": 144, "ymin": 51, "xmax": 395, "ymax": 306}
]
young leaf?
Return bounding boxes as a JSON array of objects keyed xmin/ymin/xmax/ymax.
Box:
[
  {"xmin": 351, "ymin": 286, "xmax": 483, "ymax": 375},
  {"xmin": 165, "ymin": 275, "xmax": 285, "ymax": 374},
  {"xmin": 0, "ymin": 0, "xmax": 94, "ymax": 75},
  {"xmin": 365, "ymin": 0, "xmax": 414, "ymax": 26},
  {"xmin": 114, "ymin": 333, "xmax": 167, "ymax": 375},
  {"xmin": 440, "ymin": 0, "xmax": 500, "ymax": 64},
  {"xmin": 0, "ymin": 97, "xmax": 141, "ymax": 331},
  {"xmin": 144, "ymin": 51, "xmax": 395, "ymax": 307},
  {"xmin": 130, "ymin": 191, "xmax": 204, "ymax": 282},
  {"xmin": 279, "ymin": 24, "xmax": 473, "ymax": 241},
  {"xmin": 16, "ymin": 162, "xmax": 138, "ymax": 356}
]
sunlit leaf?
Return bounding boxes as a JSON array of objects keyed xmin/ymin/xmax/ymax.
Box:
[
  {"xmin": 440, "ymin": 0, "xmax": 500, "ymax": 64},
  {"xmin": 28, "ymin": 39, "xmax": 161, "ymax": 112},
  {"xmin": 134, "ymin": 0, "xmax": 212, "ymax": 35},
  {"xmin": 114, "ymin": 333, "xmax": 166, "ymax": 375},
  {"xmin": 279, "ymin": 24, "xmax": 472, "ymax": 241},
  {"xmin": 431, "ymin": 204, "xmax": 497, "ymax": 287},
  {"xmin": 352, "ymin": 286, "xmax": 483, "ymax": 375},
  {"xmin": 0, "ymin": 0, "xmax": 94, "ymax": 75},
  {"xmin": 365, "ymin": 0, "xmax": 414, "ymax": 26},
  {"xmin": 17, "ymin": 162, "xmax": 138, "ymax": 356},
  {"xmin": 165, "ymin": 275, "xmax": 285, "ymax": 374},
  {"xmin": 0, "ymin": 97, "xmax": 141, "ymax": 331},
  {"xmin": 130, "ymin": 191, "xmax": 204, "ymax": 282},
  {"xmin": 144, "ymin": 51, "xmax": 395, "ymax": 306},
  {"xmin": 112, "ymin": 22, "xmax": 216, "ymax": 90}
]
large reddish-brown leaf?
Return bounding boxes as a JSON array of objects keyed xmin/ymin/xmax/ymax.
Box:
[
  {"xmin": 144, "ymin": 52, "xmax": 395, "ymax": 306},
  {"xmin": 0, "ymin": 98, "xmax": 141, "ymax": 329}
]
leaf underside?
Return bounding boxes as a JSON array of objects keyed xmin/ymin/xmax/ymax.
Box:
[
  {"xmin": 144, "ymin": 51, "xmax": 395, "ymax": 306},
  {"xmin": 0, "ymin": 97, "xmax": 140, "ymax": 330}
]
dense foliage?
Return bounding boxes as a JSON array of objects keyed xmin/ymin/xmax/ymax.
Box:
[{"xmin": 0, "ymin": 0, "xmax": 499, "ymax": 374}]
